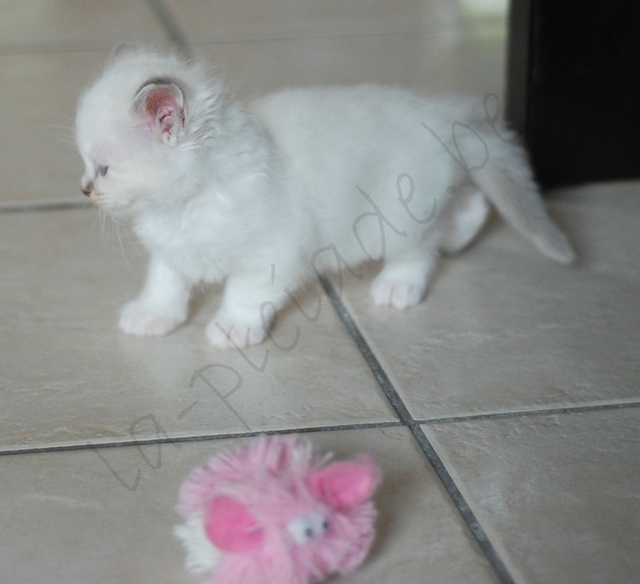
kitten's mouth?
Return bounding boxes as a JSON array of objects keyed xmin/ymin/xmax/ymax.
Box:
[
  {"xmin": 88, "ymin": 191, "xmax": 113, "ymax": 209},
  {"xmin": 87, "ymin": 191, "xmax": 104, "ymax": 206},
  {"xmin": 88, "ymin": 192, "xmax": 131, "ymax": 214}
]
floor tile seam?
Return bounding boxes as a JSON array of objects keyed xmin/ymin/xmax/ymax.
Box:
[
  {"xmin": 420, "ymin": 401, "xmax": 640, "ymax": 426},
  {"xmin": 145, "ymin": 0, "xmax": 190, "ymax": 52},
  {"xmin": 317, "ymin": 276, "xmax": 517, "ymax": 584},
  {"xmin": 0, "ymin": 201, "xmax": 93, "ymax": 214},
  {"xmin": 0, "ymin": 421, "xmax": 403, "ymax": 458},
  {"xmin": 411, "ymin": 424, "xmax": 518, "ymax": 584},
  {"xmin": 0, "ymin": 19, "xmax": 505, "ymax": 57},
  {"xmin": 183, "ymin": 24, "xmax": 502, "ymax": 49},
  {"xmin": 0, "ymin": 44, "xmax": 140, "ymax": 57}
]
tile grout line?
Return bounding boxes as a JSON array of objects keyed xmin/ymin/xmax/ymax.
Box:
[
  {"xmin": 318, "ymin": 276, "xmax": 518, "ymax": 584},
  {"xmin": 420, "ymin": 400, "xmax": 640, "ymax": 426},
  {"xmin": 180, "ymin": 21, "xmax": 506, "ymax": 48},
  {"xmin": 185, "ymin": 28, "xmax": 466, "ymax": 47},
  {"xmin": 0, "ymin": 201, "xmax": 93, "ymax": 214},
  {"xmin": 144, "ymin": 0, "xmax": 190, "ymax": 55},
  {"xmin": 0, "ymin": 421, "xmax": 403, "ymax": 458},
  {"xmin": 0, "ymin": 21, "xmax": 505, "ymax": 57}
]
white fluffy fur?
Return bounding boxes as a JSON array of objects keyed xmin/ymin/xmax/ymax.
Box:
[
  {"xmin": 173, "ymin": 513, "xmax": 222, "ymax": 574},
  {"xmin": 75, "ymin": 47, "xmax": 575, "ymax": 348}
]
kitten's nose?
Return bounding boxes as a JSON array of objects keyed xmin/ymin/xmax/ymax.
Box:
[{"xmin": 81, "ymin": 181, "xmax": 93, "ymax": 197}]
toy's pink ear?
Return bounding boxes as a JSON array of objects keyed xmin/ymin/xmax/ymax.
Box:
[
  {"xmin": 309, "ymin": 458, "xmax": 381, "ymax": 509},
  {"xmin": 204, "ymin": 496, "xmax": 264, "ymax": 553},
  {"xmin": 133, "ymin": 80, "xmax": 185, "ymax": 146}
]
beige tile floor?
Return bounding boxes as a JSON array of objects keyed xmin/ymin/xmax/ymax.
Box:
[{"xmin": 0, "ymin": 1, "xmax": 638, "ymax": 583}]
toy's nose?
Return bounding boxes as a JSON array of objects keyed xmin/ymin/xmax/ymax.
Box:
[{"xmin": 81, "ymin": 180, "xmax": 93, "ymax": 196}]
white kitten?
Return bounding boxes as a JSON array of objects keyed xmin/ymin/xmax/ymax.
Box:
[{"xmin": 75, "ymin": 46, "xmax": 574, "ymax": 349}]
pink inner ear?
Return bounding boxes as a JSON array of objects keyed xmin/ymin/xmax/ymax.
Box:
[
  {"xmin": 309, "ymin": 460, "xmax": 381, "ymax": 509},
  {"xmin": 144, "ymin": 88, "xmax": 177, "ymax": 118},
  {"xmin": 204, "ymin": 496, "xmax": 264, "ymax": 553},
  {"xmin": 141, "ymin": 86, "xmax": 183, "ymax": 137}
]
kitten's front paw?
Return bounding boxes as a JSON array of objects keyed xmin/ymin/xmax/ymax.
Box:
[
  {"xmin": 370, "ymin": 279, "xmax": 425, "ymax": 309},
  {"xmin": 206, "ymin": 318, "xmax": 267, "ymax": 349},
  {"xmin": 119, "ymin": 301, "xmax": 186, "ymax": 337}
]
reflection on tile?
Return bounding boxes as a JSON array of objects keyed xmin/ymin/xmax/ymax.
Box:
[
  {"xmin": 331, "ymin": 193, "xmax": 640, "ymax": 419},
  {"xmin": 169, "ymin": 0, "xmax": 465, "ymax": 43},
  {"xmin": 0, "ymin": 210, "xmax": 396, "ymax": 450},
  {"xmin": 424, "ymin": 409, "xmax": 640, "ymax": 584},
  {"xmin": 0, "ymin": 427, "xmax": 500, "ymax": 584},
  {"xmin": 0, "ymin": 0, "xmax": 167, "ymax": 52},
  {"xmin": 198, "ymin": 30, "xmax": 505, "ymax": 99}
]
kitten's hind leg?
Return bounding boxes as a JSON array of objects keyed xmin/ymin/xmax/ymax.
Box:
[
  {"xmin": 439, "ymin": 188, "xmax": 490, "ymax": 255},
  {"xmin": 370, "ymin": 252, "xmax": 437, "ymax": 309},
  {"xmin": 119, "ymin": 255, "xmax": 191, "ymax": 336}
]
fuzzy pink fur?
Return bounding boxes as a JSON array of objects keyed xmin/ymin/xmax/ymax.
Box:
[{"xmin": 175, "ymin": 434, "xmax": 381, "ymax": 584}]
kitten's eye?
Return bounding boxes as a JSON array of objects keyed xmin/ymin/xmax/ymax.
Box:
[{"xmin": 98, "ymin": 165, "xmax": 109, "ymax": 176}]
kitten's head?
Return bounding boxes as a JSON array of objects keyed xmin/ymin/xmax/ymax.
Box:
[{"xmin": 75, "ymin": 46, "xmax": 218, "ymax": 213}]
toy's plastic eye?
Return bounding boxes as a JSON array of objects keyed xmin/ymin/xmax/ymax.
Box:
[
  {"xmin": 98, "ymin": 165, "xmax": 109, "ymax": 176},
  {"xmin": 287, "ymin": 518, "xmax": 315, "ymax": 545},
  {"xmin": 287, "ymin": 514, "xmax": 329, "ymax": 545},
  {"xmin": 310, "ymin": 513, "xmax": 329, "ymax": 536}
]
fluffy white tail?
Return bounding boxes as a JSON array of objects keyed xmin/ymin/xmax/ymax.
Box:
[{"xmin": 469, "ymin": 136, "xmax": 575, "ymax": 264}]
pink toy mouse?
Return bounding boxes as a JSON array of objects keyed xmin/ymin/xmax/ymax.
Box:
[{"xmin": 175, "ymin": 434, "xmax": 382, "ymax": 584}]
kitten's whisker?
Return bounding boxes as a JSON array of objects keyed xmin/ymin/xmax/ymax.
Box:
[
  {"xmin": 112, "ymin": 217, "xmax": 132, "ymax": 271},
  {"xmin": 91, "ymin": 209, "xmax": 134, "ymax": 273}
]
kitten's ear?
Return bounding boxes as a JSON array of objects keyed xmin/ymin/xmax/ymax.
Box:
[{"xmin": 133, "ymin": 80, "xmax": 186, "ymax": 147}]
